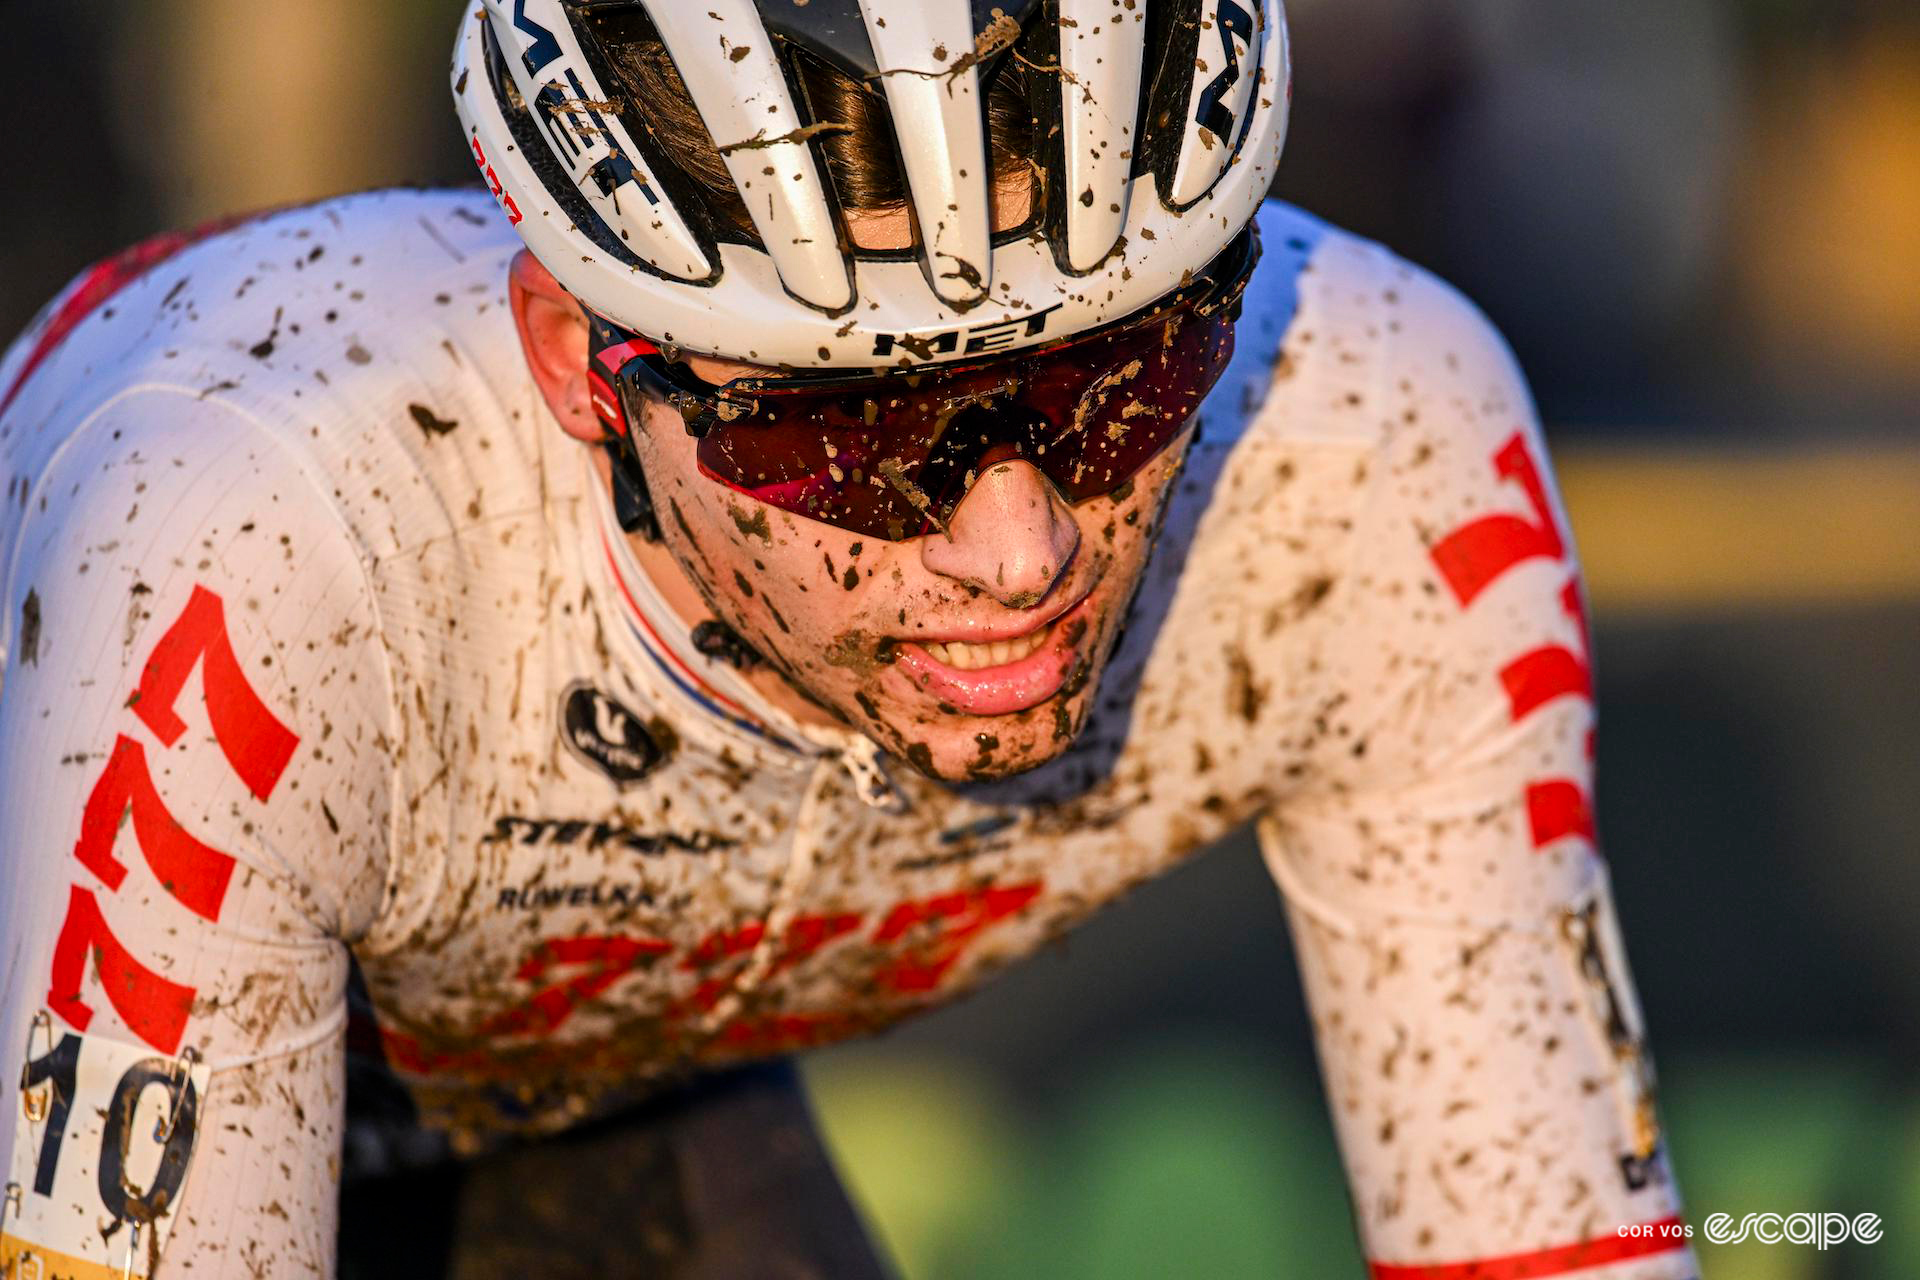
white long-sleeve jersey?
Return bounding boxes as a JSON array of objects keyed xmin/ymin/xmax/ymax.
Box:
[{"xmin": 0, "ymin": 191, "xmax": 1695, "ymax": 1279}]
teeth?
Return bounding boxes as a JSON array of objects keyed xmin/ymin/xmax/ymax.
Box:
[{"xmin": 925, "ymin": 625, "xmax": 1051, "ymax": 671}]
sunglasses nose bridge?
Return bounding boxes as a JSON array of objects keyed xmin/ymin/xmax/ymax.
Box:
[
  {"xmin": 925, "ymin": 435, "xmax": 1067, "ymax": 537},
  {"xmin": 928, "ymin": 404, "xmax": 1061, "ymax": 510}
]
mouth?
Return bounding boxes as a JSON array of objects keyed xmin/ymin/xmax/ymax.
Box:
[
  {"xmin": 891, "ymin": 594, "xmax": 1095, "ymax": 716},
  {"xmin": 922, "ymin": 627, "xmax": 1053, "ymax": 670}
]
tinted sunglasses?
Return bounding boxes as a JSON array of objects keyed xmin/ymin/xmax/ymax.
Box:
[{"xmin": 588, "ymin": 230, "xmax": 1255, "ymax": 542}]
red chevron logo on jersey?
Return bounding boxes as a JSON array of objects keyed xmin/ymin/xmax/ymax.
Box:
[
  {"xmin": 49, "ymin": 584, "xmax": 301, "ymax": 1054},
  {"xmin": 1429, "ymin": 432, "xmax": 1596, "ymax": 853}
]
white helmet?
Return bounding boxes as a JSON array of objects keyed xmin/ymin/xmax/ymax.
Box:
[{"xmin": 452, "ymin": 0, "xmax": 1290, "ymax": 368}]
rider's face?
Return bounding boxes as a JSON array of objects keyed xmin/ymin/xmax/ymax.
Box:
[
  {"xmin": 626, "ymin": 356, "xmax": 1195, "ymax": 781},
  {"xmin": 534, "ymin": 191, "xmax": 1210, "ymax": 782}
]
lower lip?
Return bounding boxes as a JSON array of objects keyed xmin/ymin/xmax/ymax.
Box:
[{"xmin": 892, "ymin": 597, "xmax": 1093, "ymax": 716}]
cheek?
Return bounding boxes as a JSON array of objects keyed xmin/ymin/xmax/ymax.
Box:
[
  {"xmin": 1085, "ymin": 443, "xmax": 1188, "ymax": 568},
  {"xmin": 637, "ymin": 423, "xmax": 752, "ymax": 558},
  {"xmin": 646, "ymin": 466, "xmax": 853, "ymax": 667}
]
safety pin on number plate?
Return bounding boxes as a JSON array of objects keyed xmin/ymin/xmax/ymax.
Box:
[
  {"xmin": 17, "ymin": 1015, "xmax": 52, "ymax": 1125},
  {"xmin": 153, "ymin": 1047, "xmax": 200, "ymax": 1143}
]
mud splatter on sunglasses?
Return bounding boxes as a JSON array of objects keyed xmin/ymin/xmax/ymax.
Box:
[{"xmin": 589, "ymin": 229, "xmax": 1255, "ymax": 542}]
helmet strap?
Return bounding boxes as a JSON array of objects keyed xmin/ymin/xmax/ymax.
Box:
[{"xmin": 603, "ymin": 439, "xmax": 662, "ymax": 542}]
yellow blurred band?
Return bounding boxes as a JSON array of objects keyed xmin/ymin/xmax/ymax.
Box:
[{"xmin": 1557, "ymin": 442, "xmax": 1920, "ymax": 613}]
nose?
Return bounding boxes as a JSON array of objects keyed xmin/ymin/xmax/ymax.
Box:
[{"xmin": 922, "ymin": 457, "xmax": 1081, "ymax": 608}]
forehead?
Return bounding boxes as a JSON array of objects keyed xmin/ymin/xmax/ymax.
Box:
[{"xmin": 844, "ymin": 175, "xmax": 1034, "ymax": 252}]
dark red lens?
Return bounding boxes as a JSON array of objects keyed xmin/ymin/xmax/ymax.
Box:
[{"xmin": 692, "ymin": 302, "xmax": 1237, "ymax": 540}]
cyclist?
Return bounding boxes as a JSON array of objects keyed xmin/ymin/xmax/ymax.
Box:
[{"xmin": 0, "ymin": 1, "xmax": 1698, "ymax": 1276}]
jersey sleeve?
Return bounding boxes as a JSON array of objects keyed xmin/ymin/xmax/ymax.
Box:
[
  {"xmin": 0, "ymin": 390, "xmax": 395, "ymax": 1277},
  {"xmin": 1255, "ymin": 265, "xmax": 1699, "ymax": 1277}
]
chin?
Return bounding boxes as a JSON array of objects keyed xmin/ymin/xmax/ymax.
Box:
[
  {"xmin": 864, "ymin": 675, "xmax": 1101, "ymax": 783},
  {"xmin": 839, "ymin": 584, "xmax": 1123, "ymax": 783}
]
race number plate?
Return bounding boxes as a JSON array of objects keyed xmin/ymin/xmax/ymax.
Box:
[{"xmin": 4, "ymin": 1015, "xmax": 208, "ymax": 1280}]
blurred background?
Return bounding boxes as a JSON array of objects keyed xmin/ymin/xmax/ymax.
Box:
[{"xmin": 4, "ymin": 0, "xmax": 1916, "ymax": 1275}]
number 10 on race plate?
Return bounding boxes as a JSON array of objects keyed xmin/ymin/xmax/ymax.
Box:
[{"xmin": 5, "ymin": 1014, "xmax": 209, "ymax": 1280}]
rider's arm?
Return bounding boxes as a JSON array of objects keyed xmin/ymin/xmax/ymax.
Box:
[
  {"xmin": 1256, "ymin": 263, "xmax": 1698, "ymax": 1277},
  {"xmin": 0, "ymin": 391, "xmax": 394, "ymax": 1277}
]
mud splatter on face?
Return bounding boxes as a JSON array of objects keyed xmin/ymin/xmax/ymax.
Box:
[
  {"xmin": 822, "ymin": 630, "xmax": 885, "ymax": 674},
  {"xmin": 666, "ymin": 499, "xmax": 713, "ymax": 572},
  {"xmin": 690, "ymin": 620, "xmax": 763, "ymax": 670},
  {"xmin": 729, "ymin": 504, "xmax": 772, "ymax": 545}
]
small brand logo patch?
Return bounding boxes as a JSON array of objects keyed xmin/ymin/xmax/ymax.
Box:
[{"xmin": 559, "ymin": 682, "xmax": 668, "ymax": 785}]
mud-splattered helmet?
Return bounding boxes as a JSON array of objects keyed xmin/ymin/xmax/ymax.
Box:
[{"xmin": 452, "ymin": 0, "xmax": 1290, "ymax": 368}]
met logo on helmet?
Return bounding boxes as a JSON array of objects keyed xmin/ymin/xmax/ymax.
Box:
[
  {"xmin": 510, "ymin": 0, "xmax": 563, "ymax": 77},
  {"xmin": 532, "ymin": 76, "xmax": 661, "ymax": 209},
  {"xmin": 1194, "ymin": 1, "xmax": 1256, "ymax": 142},
  {"xmin": 870, "ymin": 302, "xmax": 1064, "ymax": 361},
  {"xmin": 495, "ymin": 0, "xmax": 661, "ymax": 214}
]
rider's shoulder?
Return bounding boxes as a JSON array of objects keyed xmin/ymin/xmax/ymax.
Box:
[
  {"xmin": 1, "ymin": 190, "xmax": 513, "ymax": 423},
  {"xmin": 1, "ymin": 189, "xmax": 541, "ymax": 559},
  {"xmin": 1248, "ymin": 199, "xmax": 1505, "ymax": 347},
  {"xmin": 1222, "ymin": 201, "xmax": 1524, "ymax": 450},
  {"xmin": 168, "ymin": 188, "xmax": 519, "ymax": 298}
]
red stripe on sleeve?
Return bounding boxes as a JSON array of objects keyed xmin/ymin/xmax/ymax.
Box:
[
  {"xmin": 0, "ymin": 212, "xmax": 261, "ymax": 420},
  {"xmin": 1369, "ymin": 1216, "xmax": 1690, "ymax": 1280}
]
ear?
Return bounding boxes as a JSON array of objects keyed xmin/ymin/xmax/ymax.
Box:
[{"xmin": 508, "ymin": 250, "xmax": 600, "ymax": 443}]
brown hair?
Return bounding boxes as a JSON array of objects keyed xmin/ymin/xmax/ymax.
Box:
[{"xmin": 600, "ymin": 41, "xmax": 1038, "ymax": 241}]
